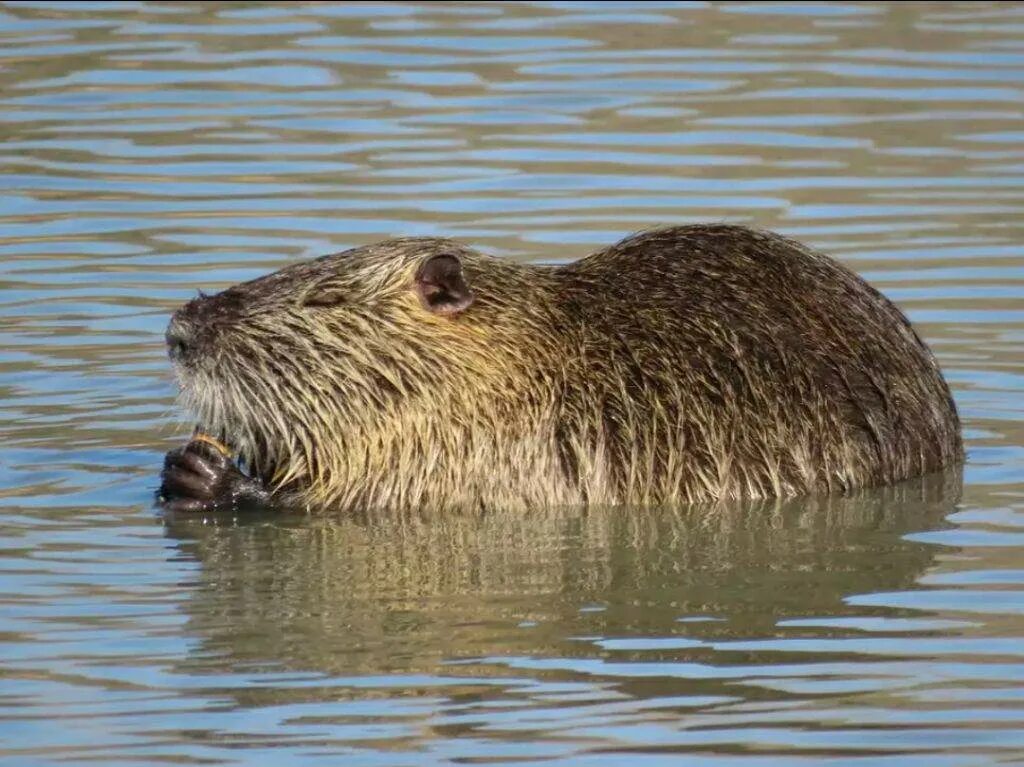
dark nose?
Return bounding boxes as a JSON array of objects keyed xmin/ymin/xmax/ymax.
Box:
[
  {"xmin": 166, "ymin": 287, "xmax": 247, "ymax": 365},
  {"xmin": 165, "ymin": 310, "xmax": 195, "ymax": 363},
  {"xmin": 166, "ymin": 293, "xmax": 215, "ymax": 364}
]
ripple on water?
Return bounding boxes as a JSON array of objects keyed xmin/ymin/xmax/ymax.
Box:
[{"xmin": 0, "ymin": 1, "xmax": 1023, "ymax": 765}]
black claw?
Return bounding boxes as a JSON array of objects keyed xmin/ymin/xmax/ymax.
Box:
[
  {"xmin": 163, "ymin": 446, "xmax": 187, "ymax": 470},
  {"xmin": 188, "ymin": 440, "xmax": 232, "ymax": 469},
  {"xmin": 162, "ymin": 466, "xmax": 214, "ymax": 499},
  {"xmin": 177, "ymin": 450, "xmax": 222, "ymax": 482},
  {"xmin": 157, "ymin": 439, "xmax": 269, "ymax": 513}
]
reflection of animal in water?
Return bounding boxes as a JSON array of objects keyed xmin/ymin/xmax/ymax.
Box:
[
  {"xmin": 159, "ymin": 224, "xmax": 962, "ymax": 513},
  {"xmin": 165, "ymin": 471, "xmax": 960, "ymax": 684}
]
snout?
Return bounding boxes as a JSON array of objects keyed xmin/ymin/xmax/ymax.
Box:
[
  {"xmin": 165, "ymin": 310, "xmax": 196, "ymax": 364},
  {"xmin": 166, "ymin": 292, "xmax": 220, "ymax": 366},
  {"xmin": 166, "ymin": 285, "xmax": 251, "ymax": 366},
  {"xmin": 166, "ymin": 303, "xmax": 201, "ymax": 366}
]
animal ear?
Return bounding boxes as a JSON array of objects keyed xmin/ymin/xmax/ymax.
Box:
[{"xmin": 414, "ymin": 254, "xmax": 474, "ymax": 315}]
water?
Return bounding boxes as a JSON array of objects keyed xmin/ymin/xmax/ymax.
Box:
[{"xmin": 1, "ymin": 1, "xmax": 1022, "ymax": 764}]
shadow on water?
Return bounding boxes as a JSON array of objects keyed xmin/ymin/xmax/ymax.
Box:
[{"xmin": 163, "ymin": 470, "xmax": 962, "ymax": 687}]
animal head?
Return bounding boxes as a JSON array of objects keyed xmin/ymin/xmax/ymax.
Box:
[{"xmin": 166, "ymin": 238, "xmax": 556, "ymax": 496}]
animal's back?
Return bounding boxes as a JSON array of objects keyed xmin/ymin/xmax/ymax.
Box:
[{"xmin": 555, "ymin": 224, "xmax": 961, "ymax": 503}]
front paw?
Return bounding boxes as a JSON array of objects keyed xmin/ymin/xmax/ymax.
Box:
[{"xmin": 158, "ymin": 440, "xmax": 268, "ymax": 512}]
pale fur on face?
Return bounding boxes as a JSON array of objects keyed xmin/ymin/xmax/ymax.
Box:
[{"xmin": 174, "ymin": 238, "xmax": 575, "ymax": 511}]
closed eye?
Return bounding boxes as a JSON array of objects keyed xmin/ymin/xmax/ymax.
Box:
[{"xmin": 302, "ymin": 284, "xmax": 349, "ymax": 308}]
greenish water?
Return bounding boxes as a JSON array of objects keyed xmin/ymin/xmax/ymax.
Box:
[{"xmin": 1, "ymin": 2, "xmax": 1023, "ymax": 765}]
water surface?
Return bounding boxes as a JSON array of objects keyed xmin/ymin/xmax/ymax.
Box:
[{"xmin": 1, "ymin": 2, "xmax": 1023, "ymax": 765}]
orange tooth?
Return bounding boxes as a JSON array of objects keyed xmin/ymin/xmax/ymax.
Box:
[{"xmin": 191, "ymin": 430, "xmax": 233, "ymax": 458}]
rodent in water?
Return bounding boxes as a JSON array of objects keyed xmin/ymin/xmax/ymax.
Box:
[{"xmin": 158, "ymin": 224, "xmax": 962, "ymax": 513}]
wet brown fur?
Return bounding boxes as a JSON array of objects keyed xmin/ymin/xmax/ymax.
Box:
[{"xmin": 171, "ymin": 224, "xmax": 962, "ymax": 512}]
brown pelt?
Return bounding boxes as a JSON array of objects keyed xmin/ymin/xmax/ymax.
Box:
[{"xmin": 171, "ymin": 224, "xmax": 962, "ymax": 512}]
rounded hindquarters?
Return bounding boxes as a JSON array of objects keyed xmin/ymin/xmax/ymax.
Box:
[{"xmin": 563, "ymin": 225, "xmax": 963, "ymax": 502}]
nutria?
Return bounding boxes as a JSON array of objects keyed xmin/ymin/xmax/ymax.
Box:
[{"xmin": 158, "ymin": 224, "xmax": 961, "ymax": 513}]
